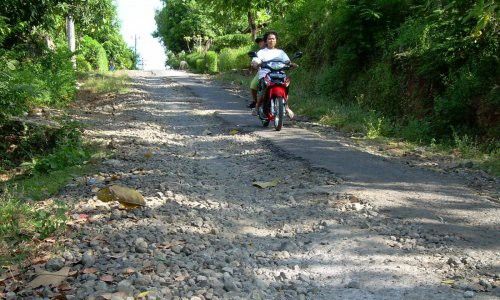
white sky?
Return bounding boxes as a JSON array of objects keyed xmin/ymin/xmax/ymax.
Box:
[{"xmin": 116, "ymin": 0, "xmax": 166, "ymax": 70}]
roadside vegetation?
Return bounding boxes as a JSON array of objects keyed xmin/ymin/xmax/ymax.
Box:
[
  {"xmin": 155, "ymin": 0, "xmax": 499, "ymax": 175},
  {"xmin": 0, "ymin": 0, "xmax": 134, "ymax": 265}
]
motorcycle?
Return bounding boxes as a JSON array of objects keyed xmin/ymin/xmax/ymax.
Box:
[{"xmin": 248, "ymin": 51, "xmax": 303, "ymax": 131}]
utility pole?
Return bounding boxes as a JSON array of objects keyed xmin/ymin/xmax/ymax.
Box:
[
  {"xmin": 66, "ymin": 15, "xmax": 76, "ymax": 69},
  {"xmin": 134, "ymin": 34, "xmax": 138, "ymax": 58}
]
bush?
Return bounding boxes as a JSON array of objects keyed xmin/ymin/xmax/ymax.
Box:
[
  {"xmin": 79, "ymin": 36, "xmax": 108, "ymax": 72},
  {"xmin": 166, "ymin": 51, "xmax": 180, "ymax": 69},
  {"xmin": 185, "ymin": 51, "xmax": 219, "ymax": 73},
  {"xmin": 0, "ymin": 55, "xmax": 29, "ymax": 124},
  {"xmin": 186, "ymin": 52, "xmax": 202, "ymax": 70},
  {"xmin": 212, "ymin": 34, "xmax": 251, "ymax": 52},
  {"xmin": 349, "ymin": 62, "xmax": 402, "ymax": 116},
  {"xmin": 101, "ymin": 33, "xmax": 135, "ymax": 70},
  {"xmin": 205, "ymin": 51, "xmax": 218, "ymax": 74},
  {"xmin": 218, "ymin": 46, "xmax": 251, "ymax": 71},
  {"xmin": 195, "ymin": 58, "xmax": 205, "ymax": 73},
  {"xmin": 0, "ymin": 47, "xmax": 76, "ymax": 125},
  {"xmin": 76, "ymin": 54, "xmax": 92, "ymax": 72}
]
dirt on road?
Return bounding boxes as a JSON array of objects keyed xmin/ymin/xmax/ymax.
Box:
[{"xmin": 10, "ymin": 71, "xmax": 499, "ymax": 299}]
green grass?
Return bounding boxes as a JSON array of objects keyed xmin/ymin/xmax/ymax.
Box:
[
  {"xmin": 79, "ymin": 71, "xmax": 130, "ymax": 94},
  {"xmin": 216, "ymin": 71, "xmax": 252, "ymax": 86},
  {"xmin": 0, "ymin": 148, "xmax": 104, "ymax": 265},
  {"xmin": 0, "ymin": 191, "xmax": 68, "ymax": 265},
  {"xmin": 9, "ymin": 161, "xmax": 93, "ymax": 201}
]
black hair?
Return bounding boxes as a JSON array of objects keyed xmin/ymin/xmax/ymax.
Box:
[
  {"xmin": 263, "ymin": 31, "xmax": 278, "ymax": 41},
  {"xmin": 255, "ymin": 37, "xmax": 264, "ymax": 43}
]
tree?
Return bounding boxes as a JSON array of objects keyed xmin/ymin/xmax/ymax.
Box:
[
  {"xmin": 198, "ymin": 0, "xmax": 292, "ymax": 40},
  {"xmin": 154, "ymin": 0, "xmax": 228, "ymax": 53}
]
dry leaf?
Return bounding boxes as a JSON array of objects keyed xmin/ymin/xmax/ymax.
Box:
[
  {"xmin": 144, "ymin": 150, "xmax": 154, "ymax": 159},
  {"xmin": 58, "ymin": 282, "xmax": 73, "ymax": 291},
  {"xmin": 28, "ymin": 267, "xmax": 70, "ymax": 288},
  {"xmin": 229, "ymin": 129, "xmax": 239, "ymax": 135},
  {"xmin": 44, "ymin": 237, "xmax": 57, "ymax": 243},
  {"xmin": 82, "ymin": 268, "xmax": 97, "ymax": 274},
  {"xmin": 441, "ymin": 279, "xmax": 455, "ymax": 285},
  {"xmin": 97, "ymin": 185, "xmax": 145, "ymax": 208},
  {"xmin": 158, "ymin": 240, "xmax": 185, "ymax": 249},
  {"xmin": 100, "ymin": 275, "xmax": 114, "ymax": 282},
  {"xmin": 122, "ymin": 268, "xmax": 135, "ymax": 274},
  {"xmin": 175, "ymin": 275, "xmax": 186, "ymax": 282},
  {"xmin": 96, "ymin": 188, "xmax": 113, "ymax": 202},
  {"xmin": 252, "ymin": 179, "xmax": 280, "ymax": 189},
  {"xmin": 119, "ymin": 202, "xmax": 143, "ymax": 210},
  {"xmin": 136, "ymin": 291, "xmax": 152, "ymax": 298}
]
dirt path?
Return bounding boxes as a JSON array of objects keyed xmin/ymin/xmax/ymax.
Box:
[{"xmin": 16, "ymin": 71, "xmax": 499, "ymax": 299}]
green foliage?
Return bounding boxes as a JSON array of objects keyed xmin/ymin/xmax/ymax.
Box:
[
  {"xmin": 0, "ymin": 47, "xmax": 76, "ymax": 125},
  {"xmin": 212, "ymin": 34, "xmax": 251, "ymax": 51},
  {"xmin": 218, "ymin": 46, "xmax": 251, "ymax": 71},
  {"xmin": 76, "ymin": 54, "xmax": 92, "ymax": 72},
  {"xmin": 186, "ymin": 52, "xmax": 204, "ymax": 72},
  {"xmin": 205, "ymin": 51, "xmax": 218, "ymax": 74},
  {"xmin": 79, "ymin": 36, "xmax": 108, "ymax": 72},
  {"xmin": 349, "ymin": 61, "xmax": 402, "ymax": 116},
  {"xmin": 79, "ymin": 72, "xmax": 130, "ymax": 94},
  {"xmin": 0, "ymin": 191, "xmax": 68, "ymax": 264},
  {"xmin": 0, "ymin": 193, "xmax": 67, "ymax": 240},
  {"xmin": 1, "ymin": 119, "xmax": 84, "ymax": 170},
  {"xmin": 101, "ymin": 33, "xmax": 135, "ymax": 70},
  {"xmin": 270, "ymin": 0, "xmax": 499, "ymax": 142},
  {"xmin": 30, "ymin": 124, "xmax": 89, "ymax": 174},
  {"xmin": 195, "ymin": 58, "xmax": 205, "ymax": 73},
  {"xmin": 397, "ymin": 118, "xmax": 433, "ymax": 144},
  {"xmin": 154, "ymin": 0, "xmax": 222, "ymax": 53}
]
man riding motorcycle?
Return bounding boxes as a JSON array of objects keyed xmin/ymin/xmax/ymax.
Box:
[{"xmin": 251, "ymin": 31, "xmax": 297, "ymax": 119}]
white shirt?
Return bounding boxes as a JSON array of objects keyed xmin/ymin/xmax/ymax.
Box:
[{"xmin": 252, "ymin": 48, "xmax": 290, "ymax": 79}]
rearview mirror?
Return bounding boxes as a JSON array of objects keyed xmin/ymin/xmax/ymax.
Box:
[
  {"xmin": 292, "ymin": 51, "xmax": 303, "ymax": 59},
  {"xmin": 248, "ymin": 51, "xmax": 258, "ymax": 58}
]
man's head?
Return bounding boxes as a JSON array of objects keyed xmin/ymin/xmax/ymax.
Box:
[
  {"xmin": 263, "ymin": 31, "xmax": 278, "ymax": 49},
  {"xmin": 255, "ymin": 37, "xmax": 265, "ymax": 49}
]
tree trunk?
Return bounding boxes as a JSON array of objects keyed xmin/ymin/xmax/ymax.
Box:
[
  {"xmin": 66, "ymin": 15, "xmax": 76, "ymax": 69},
  {"xmin": 247, "ymin": 10, "xmax": 257, "ymax": 41}
]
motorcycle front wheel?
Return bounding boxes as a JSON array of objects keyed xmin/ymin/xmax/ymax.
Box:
[{"xmin": 273, "ymin": 97, "xmax": 285, "ymax": 131}]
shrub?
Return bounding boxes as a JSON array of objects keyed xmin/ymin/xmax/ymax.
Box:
[
  {"xmin": 218, "ymin": 46, "xmax": 251, "ymax": 71},
  {"xmin": 205, "ymin": 51, "xmax": 218, "ymax": 74},
  {"xmin": 398, "ymin": 118, "xmax": 433, "ymax": 144},
  {"xmin": 0, "ymin": 47, "xmax": 76, "ymax": 125},
  {"xmin": 0, "ymin": 55, "xmax": 29, "ymax": 124},
  {"xmin": 79, "ymin": 36, "xmax": 108, "ymax": 72},
  {"xmin": 349, "ymin": 62, "xmax": 402, "ymax": 116},
  {"xmin": 195, "ymin": 58, "xmax": 205, "ymax": 73},
  {"xmin": 76, "ymin": 54, "xmax": 92, "ymax": 72},
  {"xmin": 212, "ymin": 34, "xmax": 251, "ymax": 52},
  {"xmin": 186, "ymin": 52, "xmax": 203, "ymax": 70}
]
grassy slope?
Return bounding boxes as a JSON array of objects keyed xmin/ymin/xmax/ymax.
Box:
[{"xmin": 0, "ymin": 71, "xmax": 128, "ymax": 265}]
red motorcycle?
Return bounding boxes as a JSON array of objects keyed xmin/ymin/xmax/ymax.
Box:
[{"xmin": 249, "ymin": 51, "xmax": 303, "ymax": 131}]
